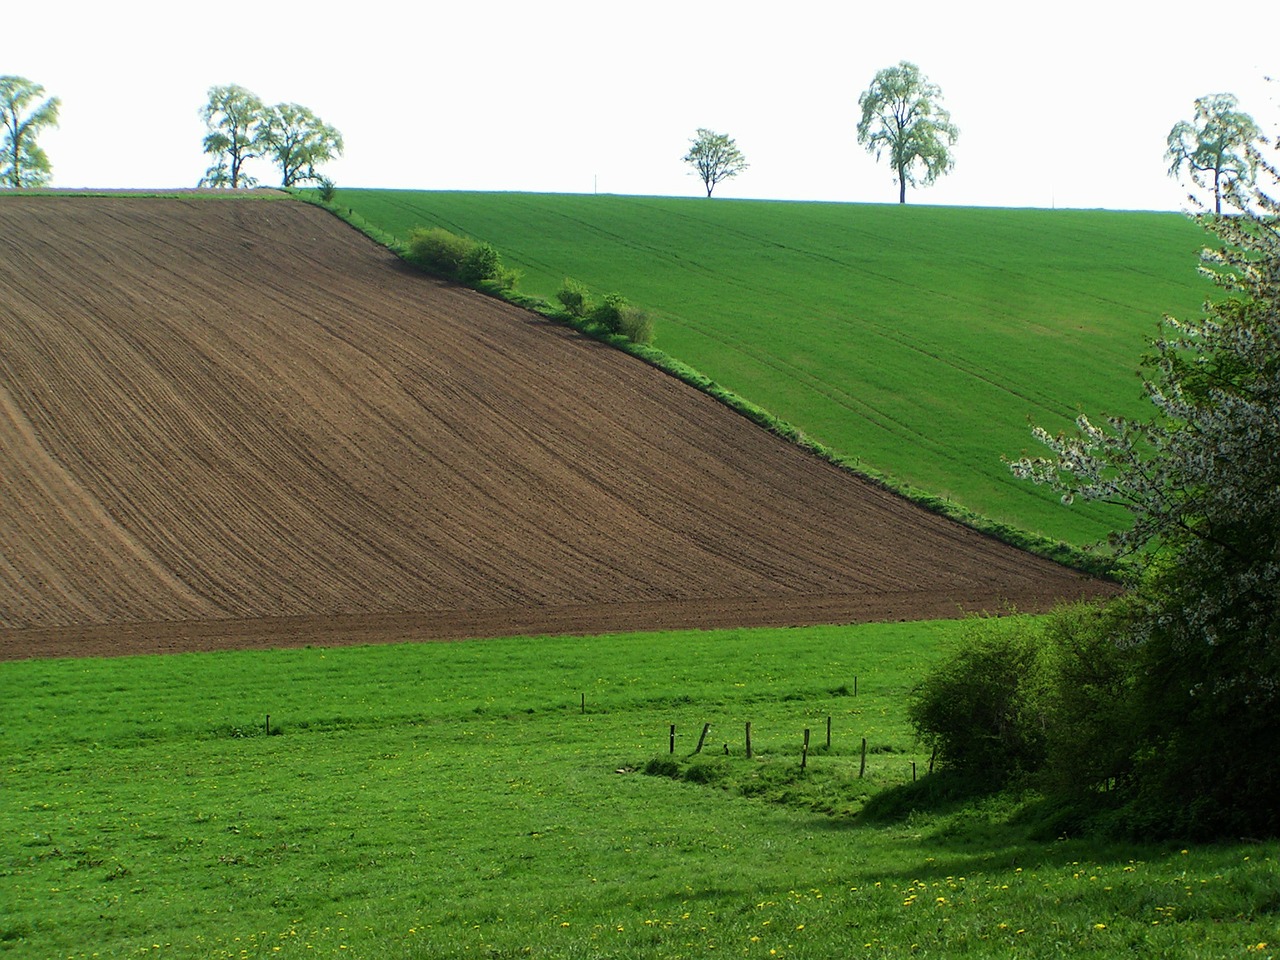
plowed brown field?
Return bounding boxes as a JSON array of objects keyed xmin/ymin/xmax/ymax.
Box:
[{"xmin": 0, "ymin": 196, "xmax": 1114, "ymax": 660}]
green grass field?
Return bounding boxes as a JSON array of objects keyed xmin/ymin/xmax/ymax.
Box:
[
  {"xmin": 4, "ymin": 621, "xmax": 1275, "ymax": 959},
  {"xmin": 332, "ymin": 190, "xmax": 1211, "ymax": 549}
]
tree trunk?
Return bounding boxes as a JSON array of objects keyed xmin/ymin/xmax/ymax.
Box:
[{"xmin": 898, "ymin": 168, "xmax": 907, "ymax": 204}]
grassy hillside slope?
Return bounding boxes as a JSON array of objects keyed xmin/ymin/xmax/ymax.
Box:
[{"xmin": 338, "ymin": 191, "xmax": 1210, "ymax": 547}]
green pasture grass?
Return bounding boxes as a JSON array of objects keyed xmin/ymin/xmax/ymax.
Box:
[
  {"xmin": 3, "ymin": 621, "xmax": 1275, "ymax": 958},
  {"xmin": 328, "ymin": 190, "xmax": 1210, "ymax": 549}
]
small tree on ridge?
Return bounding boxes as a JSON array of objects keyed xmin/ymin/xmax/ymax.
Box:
[
  {"xmin": 682, "ymin": 128, "xmax": 749, "ymax": 197},
  {"xmin": 261, "ymin": 102, "xmax": 344, "ymax": 188},
  {"xmin": 1166, "ymin": 93, "xmax": 1263, "ymax": 214},
  {"xmin": 857, "ymin": 61, "xmax": 957, "ymax": 204},
  {"xmin": 199, "ymin": 84, "xmax": 265, "ymax": 188}
]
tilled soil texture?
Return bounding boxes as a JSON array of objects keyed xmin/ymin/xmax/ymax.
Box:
[{"xmin": 0, "ymin": 196, "xmax": 1115, "ymax": 660}]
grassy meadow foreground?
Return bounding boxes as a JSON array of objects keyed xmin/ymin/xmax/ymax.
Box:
[
  {"xmin": 337, "ymin": 191, "xmax": 1211, "ymax": 547},
  {"xmin": 3, "ymin": 621, "xmax": 1276, "ymax": 959}
]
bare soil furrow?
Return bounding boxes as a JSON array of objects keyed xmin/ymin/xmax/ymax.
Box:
[{"xmin": 0, "ymin": 196, "xmax": 1114, "ymax": 658}]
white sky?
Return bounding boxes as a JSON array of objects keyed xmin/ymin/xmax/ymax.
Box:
[{"xmin": 13, "ymin": 0, "xmax": 1279, "ymax": 210}]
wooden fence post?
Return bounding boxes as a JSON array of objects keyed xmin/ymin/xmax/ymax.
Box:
[
  {"xmin": 670, "ymin": 724, "xmax": 676, "ymax": 754},
  {"xmin": 695, "ymin": 723, "xmax": 711, "ymax": 754},
  {"xmin": 745, "ymin": 722, "xmax": 753, "ymax": 759},
  {"xmin": 859, "ymin": 737, "xmax": 867, "ymax": 778},
  {"xmin": 802, "ymin": 728, "xmax": 811, "ymax": 770}
]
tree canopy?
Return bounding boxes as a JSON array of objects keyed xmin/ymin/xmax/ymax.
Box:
[
  {"xmin": 199, "ymin": 86, "xmax": 342, "ymax": 189},
  {"xmin": 260, "ymin": 102, "xmax": 344, "ymax": 188},
  {"xmin": 682, "ymin": 128, "xmax": 749, "ymax": 197},
  {"xmin": 1165, "ymin": 93, "xmax": 1263, "ymax": 214},
  {"xmin": 856, "ymin": 61, "xmax": 957, "ymax": 204},
  {"xmin": 199, "ymin": 84, "xmax": 265, "ymax": 188},
  {"xmin": 0, "ymin": 75, "xmax": 60, "ymax": 188}
]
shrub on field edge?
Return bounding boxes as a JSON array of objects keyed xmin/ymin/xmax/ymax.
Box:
[
  {"xmin": 615, "ymin": 304, "xmax": 654, "ymax": 344},
  {"xmin": 556, "ymin": 277, "xmax": 591, "ymax": 317},
  {"xmin": 907, "ymin": 615, "xmax": 1050, "ymax": 783},
  {"xmin": 407, "ymin": 227, "xmax": 518, "ymax": 291},
  {"xmin": 458, "ymin": 241, "xmax": 500, "ymax": 284},
  {"xmin": 588, "ymin": 292, "xmax": 629, "ymax": 331},
  {"xmin": 409, "ymin": 226, "xmax": 472, "ymax": 276},
  {"xmin": 905, "ymin": 599, "xmax": 1280, "ymax": 839},
  {"xmin": 583, "ymin": 292, "xmax": 655, "ymax": 345}
]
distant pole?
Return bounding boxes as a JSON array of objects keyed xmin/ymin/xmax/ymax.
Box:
[
  {"xmin": 745, "ymin": 722, "xmax": 753, "ymax": 759},
  {"xmin": 826, "ymin": 716, "xmax": 832, "ymax": 749},
  {"xmin": 859, "ymin": 737, "xmax": 867, "ymax": 778},
  {"xmin": 802, "ymin": 728, "xmax": 811, "ymax": 770},
  {"xmin": 670, "ymin": 724, "xmax": 676, "ymax": 754}
]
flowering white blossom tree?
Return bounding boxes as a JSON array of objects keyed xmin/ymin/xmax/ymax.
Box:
[{"xmin": 1009, "ymin": 134, "xmax": 1280, "ymax": 834}]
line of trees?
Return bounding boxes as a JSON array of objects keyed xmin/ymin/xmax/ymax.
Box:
[
  {"xmin": 0, "ymin": 76, "xmax": 343, "ymax": 191},
  {"xmin": 683, "ymin": 68, "xmax": 1270, "ymax": 208},
  {"xmin": 8, "ymin": 70, "xmax": 1269, "ymax": 209},
  {"xmin": 199, "ymin": 84, "xmax": 343, "ymax": 189},
  {"xmin": 683, "ymin": 60, "xmax": 960, "ymax": 203}
]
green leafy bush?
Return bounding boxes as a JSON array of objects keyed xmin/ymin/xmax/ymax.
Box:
[
  {"xmin": 555, "ymin": 277, "xmax": 591, "ymax": 317},
  {"xmin": 615, "ymin": 304, "xmax": 654, "ymax": 344},
  {"xmin": 406, "ymin": 228, "xmax": 518, "ymax": 291},
  {"xmin": 408, "ymin": 227, "xmax": 473, "ymax": 277},
  {"xmin": 1037, "ymin": 602, "xmax": 1136, "ymax": 799},
  {"xmin": 907, "ymin": 617, "xmax": 1049, "ymax": 782},
  {"xmin": 458, "ymin": 241, "xmax": 500, "ymax": 283},
  {"xmin": 587, "ymin": 292, "xmax": 629, "ymax": 331}
]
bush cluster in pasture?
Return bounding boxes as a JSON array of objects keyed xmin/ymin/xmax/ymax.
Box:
[
  {"xmin": 909, "ymin": 597, "xmax": 1280, "ymax": 839},
  {"xmin": 407, "ymin": 226, "xmax": 519, "ymax": 291},
  {"xmin": 907, "ymin": 616, "xmax": 1049, "ymax": 783}
]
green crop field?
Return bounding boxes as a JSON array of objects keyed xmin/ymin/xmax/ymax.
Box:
[
  {"xmin": 4, "ymin": 621, "xmax": 1276, "ymax": 959},
  {"xmin": 332, "ymin": 190, "xmax": 1211, "ymax": 549}
]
